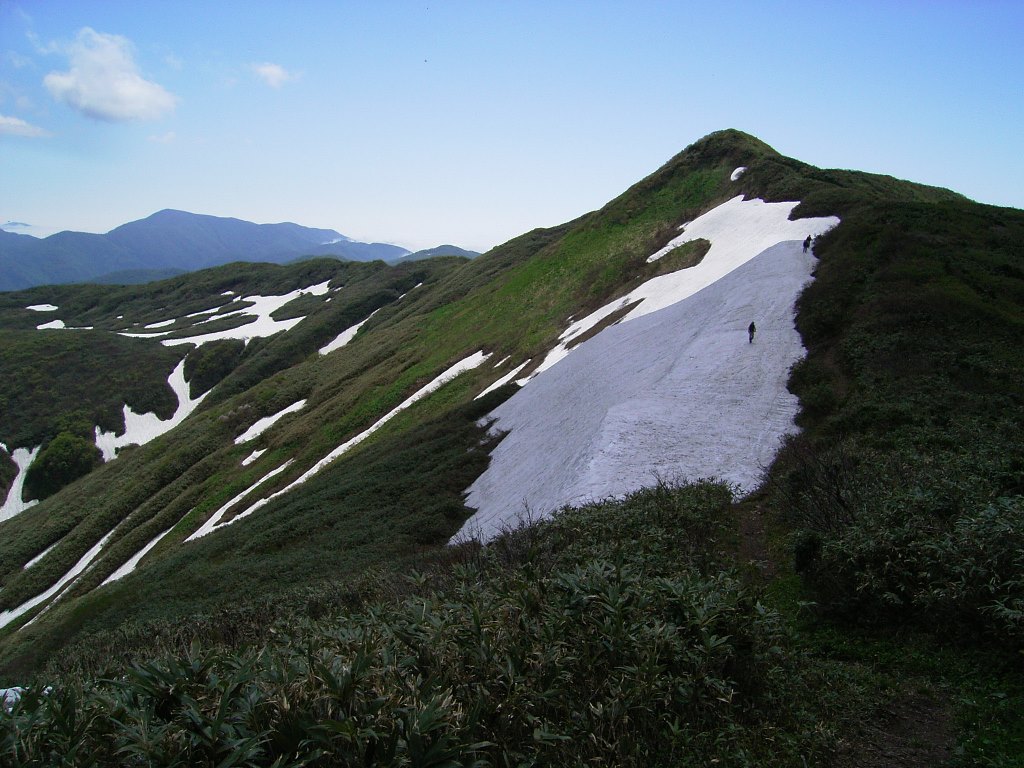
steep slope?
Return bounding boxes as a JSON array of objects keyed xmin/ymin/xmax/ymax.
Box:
[{"xmin": 0, "ymin": 129, "xmax": 999, "ymax": 677}]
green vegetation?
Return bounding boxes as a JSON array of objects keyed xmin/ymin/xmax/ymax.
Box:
[
  {"xmin": 0, "ymin": 130, "xmax": 1022, "ymax": 763},
  {"xmin": 22, "ymin": 432, "xmax": 103, "ymax": 501},
  {"xmin": 1, "ymin": 483, "xmax": 843, "ymax": 767}
]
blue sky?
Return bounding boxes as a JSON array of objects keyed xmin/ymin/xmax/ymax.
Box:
[{"xmin": 1, "ymin": 1, "xmax": 1021, "ymax": 252}]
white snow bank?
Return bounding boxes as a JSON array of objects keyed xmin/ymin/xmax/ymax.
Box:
[
  {"xmin": 94, "ymin": 360, "xmax": 208, "ymax": 461},
  {"xmin": 185, "ymin": 461, "xmax": 294, "ymax": 541},
  {"xmin": 213, "ymin": 352, "xmax": 492, "ymax": 535},
  {"xmin": 526, "ymin": 196, "xmax": 838, "ymax": 381},
  {"xmin": 102, "ymin": 527, "xmax": 174, "ymax": 584},
  {"xmin": 26, "ymin": 304, "xmax": 58, "ymax": 312},
  {"xmin": 730, "ymin": 166, "xmax": 747, "ymax": 181},
  {"xmin": 319, "ymin": 309, "xmax": 380, "ymax": 356},
  {"xmin": 0, "ymin": 531, "xmax": 113, "ymax": 630},
  {"xmin": 454, "ymin": 203, "xmax": 838, "ymax": 542},
  {"xmin": 477, "ymin": 360, "xmax": 531, "ymax": 400},
  {"xmin": 234, "ymin": 400, "xmax": 307, "ymax": 444},
  {"xmin": 242, "ymin": 448, "xmax": 266, "ymax": 466},
  {"xmin": 36, "ymin": 319, "xmax": 65, "ymax": 330},
  {"xmin": 23, "ymin": 540, "xmax": 59, "ymax": 570},
  {"xmin": 0, "ymin": 446, "xmax": 41, "ymax": 522},
  {"xmin": 116, "ymin": 280, "xmax": 331, "ymax": 348}
]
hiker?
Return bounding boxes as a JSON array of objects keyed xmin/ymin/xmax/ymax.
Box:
[
  {"xmin": 748, "ymin": 321, "xmax": 756, "ymax": 343},
  {"xmin": 803, "ymin": 235, "xmax": 812, "ymax": 252}
]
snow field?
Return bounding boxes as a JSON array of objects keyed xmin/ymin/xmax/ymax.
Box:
[
  {"xmin": 319, "ymin": 309, "xmax": 380, "ymax": 356},
  {"xmin": 455, "ymin": 195, "xmax": 840, "ymax": 542},
  {"xmin": 0, "ymin": 531, "xmax": 114, "ymax": 630},
  {"xmin": 94, "ymin": 359, "xmax": 208, "ymax": 461},
  {"xmin": 102, "ymin": 526, "xmax": 175, "ymax": 584},
  {"xmin": 524, "ymin": 197, "xmax": 838, "ymax": 381},
  {"xmin": 116, "ymin": 279, "xmax": 331, "ymax": 347},
  {"xmin": 190, "ymin": 351, "xmax": 492, "ymax": 538},
  {"xmin": 26, "ymin": 304, "xmax": 58, "ymax": 312},
  {"xmin": 0, "ymin": 446, "xmax": 41, "ymax": 521},
  {"xmin": 234, "ymin": 400, "xmax": 307, "ymax": 444}
]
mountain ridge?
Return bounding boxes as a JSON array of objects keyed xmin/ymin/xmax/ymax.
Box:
[
  {"xmin": 0, "ymin": 130, "xmax": 1022, "ymax": 764},
  {"xmin": 0, "ymin": 210, "xmax": 478, "ymax": 291}
]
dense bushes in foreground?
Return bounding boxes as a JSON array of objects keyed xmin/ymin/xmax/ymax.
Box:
[{"xmin": 0, "ymin": 483, "xmax": 836, "ymax": 767}]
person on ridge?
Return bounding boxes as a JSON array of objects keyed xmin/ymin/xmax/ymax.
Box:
[
  {"xmin": 748, "ymin": 321, "xmax": 756, "ymax": 343},
  {"xmin": 803, "ymin": 235, "xmax": 812, "ymax": 252}
]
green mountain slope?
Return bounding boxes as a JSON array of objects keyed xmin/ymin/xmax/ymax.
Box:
[{"xmin": 1, "ymin": 129, "xmax": 1022, "ymax": 764}]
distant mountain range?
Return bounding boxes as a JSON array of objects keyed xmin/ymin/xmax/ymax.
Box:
[{"xmin": 0, "ymin": 210, "xmax": 478, "ymax": 291}]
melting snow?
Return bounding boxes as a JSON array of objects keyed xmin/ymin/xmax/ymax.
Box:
[
  {"xmin": 526, "ymin": 196, "xmax": 838, "ymax": 381},
  {"xmin": 94, "ymin": 360, "xmax": 208, "ymax": 461},
  {"xmin": 22, "ymin": 540, "xmax": 59, "ymax": 570},
  {"xmin": 115, "ymin": 280, "xmax": 331, "ymax": 348},
  {"xmin": 241, "ymin": 448, "xmax": 266, "ymax": 466},
  {"xmin": 36, "ymin": 319, "xmax": 65, "ymax": 330},
  {"xmin": 234, "ymin": 400, "xmax": 307, "ymax": 444},
  {"xmin": 730, "ymin": 166, "xmax": 747, "ymax": 181},
  {"xmin": 26, "ymin": 304, "xmax": 58, "ymax": 312},
  {"xmin": 0, "ymin": 446, "xmax": 41, "ymax": 521},
  {"xmin": 477, "ymin": 360, "xmax": 531, "ymax": 400},
  {"xmin": 102, "ymin": 527, "xmax": 174, "ymax": 584},
  {"xmin": 319, "ymin": 309, "xmax": 380, "ymax": 356},
  {"xmin": 206, "ymin": 352, "xmax": 492, "ymax": 535},
  {"xmin": 454, "ymin": 196, "xmax": 840, "ymax": 542},
  {"xmin": 0, "ymin": 531, "xmax": 113, "ymax": 630},
  {"xmin": 185, "ymin": 461, "xmax": 294, "ymax": 540}
]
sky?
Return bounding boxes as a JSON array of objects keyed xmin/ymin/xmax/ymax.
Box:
[{"xmin": 1, "ymin": 1, "xmax": 1022, "ymax": 253}]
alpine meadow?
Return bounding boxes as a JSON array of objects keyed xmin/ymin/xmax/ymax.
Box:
[{"xmin": 1, "ymin": 130, "xmax": 1022, "ymax": 766}]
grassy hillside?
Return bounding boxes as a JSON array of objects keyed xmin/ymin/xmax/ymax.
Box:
[{"xmin": 1, "ymin": 130, "xmax": 1022, "ymax": 764}]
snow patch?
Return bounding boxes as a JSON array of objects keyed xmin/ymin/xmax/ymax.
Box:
[
  {"xmin": 524, "ymin": 196, "xmax": 838, "ymax": 382},
  {"xmin": 144, "ymin": 318, "xmax": 176, "ymax": 329},
  {"xmin": 234, "ymin": 400, "xmax": 307, "ymax": 444},
  {"xmin": 185, "ymin": 461, "xmax": 294, "ymax": 541},
  {"xmin": 218, "ymin": 352, "xmax": 492, "ymax": 534},
  {"xmin": 94, "ymin": 360, "xmax": 208, "ymax": 461},
  {"xmin": 0, "ymin": 531, "xmax": 113, "ymax": 630},
  {"xmin": 36, "ymin": 319, "xmax": 65, "ymax": 330},
  {"xmin": 0, "ymin": 446, "xmax": 41, "ymax": 522},
  {"xmin": 241, "ymin": 448, "xmax": 266, "ymax": 466},
  {"xmin": 23, "ymin": 540, "xmax": 59, "ymax": 570},
  {"xmin": 454, "ymin": 196, "xmax": 840, "ymax": 542},
  {"xmin": 26, "ymin": 304, "xmax": 58, "ymax": 312},
  {"xmin": 477, "ymin": 360, "xmax": 530, "ymax": 400},
  {"xmin": 102, "ymin": 527, "xmax": 174, "ymax": 584},
  {"xmin": 319, "ymin": 310, "xmax": 379, "ymax": 355},
  {"xmin": 730, "ymin": 166, "xmax": 747, "ymax": 181}
]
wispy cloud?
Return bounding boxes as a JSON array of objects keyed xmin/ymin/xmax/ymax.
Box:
[
  {"xmin": 251, "ymin": 62, "xmax": 296, "ymax": 88},
  {"xmin": 148, "ymin": 130, "xmax": 176, "ymax": 144},
  {"xmin": 4, "ymin": 50, "xmax": 33, "ymax": 69},
  {"xmin": 43, "ymin": 28, "xmax": 177, "ymax": 122},
  {"xmin": 0, "ymin": 113, "xmax": 49, "ymax": 137}
]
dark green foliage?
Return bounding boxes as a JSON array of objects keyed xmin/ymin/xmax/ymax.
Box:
[
  {"xmin": 1, "ymin": 483, "xmax": 835, "ymax": 767},
  {"xmin": 23, "ymin": 432, "xmax": 103, "ymax": 501},
  {"xmin": 0, "ymin": 448, "xmax": 15, "ymax": 500},
  {"xmin": 765, "ymin": 186, "xmax": 1024, "ymax": 648},
  {"xmin": 0, "ymin": 330, "xmax": 182, "ymax": 448},
  {"xmin": 183, "ymin": 339, "xmax": 245, "ymax": 396}
]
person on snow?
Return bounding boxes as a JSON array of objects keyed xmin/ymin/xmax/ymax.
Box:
[
  {"xmin": 803, "ymin": 235, "xmax": 812, "ymax": 252},
  {"xmin": 748, "ymin": 321, "xmax": 756, "ymax": 343}
]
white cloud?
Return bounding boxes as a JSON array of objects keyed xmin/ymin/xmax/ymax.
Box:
[
  {"xmin": 4, "ymin": 51, "xmax": 33, "ymax": 69},
  {"xmin": 148, "ymin": 131, "xmax": 176, "ymax": 144},
  {"xmin": 0, "ymin": 113, "xmax": 49, "ymax": 137},
  {"xmin": 43, "ymin": 28, "xmax": 177, "ymax": 122},
  {"xmin": 251, "ymin": 62, "xmax": 296, "ymax": 88}
]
